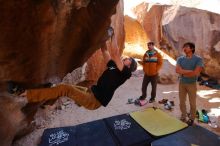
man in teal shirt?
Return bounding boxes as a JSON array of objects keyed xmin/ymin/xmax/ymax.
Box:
[{"xmin": 176, "ymin": 42, "xmax": 204, "ymax": 126}]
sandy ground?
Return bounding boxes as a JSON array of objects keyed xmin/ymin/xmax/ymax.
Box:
[{"xmin": 13, "ymin": 71, "xmax": 220, "ymax": 146}]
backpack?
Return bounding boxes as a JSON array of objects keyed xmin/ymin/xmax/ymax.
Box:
[{"xmin": 196, "ymin": 109, "xmax": 209, "ymax": 123}]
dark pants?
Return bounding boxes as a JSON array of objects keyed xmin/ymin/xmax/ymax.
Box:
[{"xmin": 141, "ymin": 74, "xmax": 158, "ymax": 100}]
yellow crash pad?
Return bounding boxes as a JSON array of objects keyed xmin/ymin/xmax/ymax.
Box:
[{"xmin": 130, "ymin": 108, "xmax": 188, "ymax": 137}]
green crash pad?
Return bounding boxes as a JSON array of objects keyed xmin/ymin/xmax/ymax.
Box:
[{"xmin": 130, "ymin": 108, "xmax": 188, "ymax": 137}]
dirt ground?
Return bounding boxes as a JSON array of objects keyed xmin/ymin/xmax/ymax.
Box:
[{"xmin": 13, "ymin": 71, "xmax": 220, "ymax": 146}]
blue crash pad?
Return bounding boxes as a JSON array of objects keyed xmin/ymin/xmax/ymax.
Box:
[
  {"xmin": 151, "ymin": 125, "xmax": 220, "ymax": 146},
  {"xmin": 40, "ymin": 126, "xmax": 76, "ymax": 146},
  {"xmin": 40, "ymin": 120, "xmax": 117, "ymax": 146},
  {"xmin": 104, "ymin": 114, "xmax": 154, "ymax": 146}
]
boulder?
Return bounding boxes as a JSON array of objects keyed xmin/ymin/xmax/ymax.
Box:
[
  {"xmin": 158, "ymin": 60, "xmax": 178, "ymax": 84},
  {"xmin": 0, "ymin": 0, "xmax": 119, "ymax": 86},
  {"xmin": 124, "ymin": 14, "xmax": 178, "ymax": 84},
  {"xmin": 162, "ymin": 5, "xmax": 220, "ymax": 80},
  {"xmin": 123, "ymin": 15, "xmax": 148, "ymax": 59},
  {"xmin": 0, "ymin": 0, "xmax": 124, "ymax": 145},
  {"xmin": 133, "ymin": 3, "xmax": 220, "ymax": 80},
  {"xmin": 0, "ymin": 94, "xmax": 33, "ymax": 146},
  {"xmin": 85, "ymin": 0, "xmax": 125, "ymax": 82}
]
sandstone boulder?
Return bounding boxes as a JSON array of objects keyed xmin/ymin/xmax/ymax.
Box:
[
  {"xmin": 158, "ymin": 59, "xmax": 178, "ymax": 84},
  {"xmin": 0, "ymin": 0, "xmax": 119, "ymax": 86},
  {"xmin": 162, "ymin": 5, "xmax": 220, "ymax": 80},
  {"xmin": 0, "ymin": 0, "xmax": 124, "ymax": 145},
  {"xmin": 124, "ymin": 14, "xmax": 178, "ymax": 84},
  {"xmin": 85, "ymin": 0, "xmax": 125, "ymax": 82},
  {"xmin": 133, "ymin": 3, "xmax": 220, "ymax": 80}
]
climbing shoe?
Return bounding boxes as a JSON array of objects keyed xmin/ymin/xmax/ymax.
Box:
[
  {"xmin": 149, "ymin": 98, "xmax": 155, "ymax": 103},
  {"xmin": 138, "ymin": 96, "xmax": 146, "ymax": 100},
  {"xmin": 187, "ymin": 119, "xmax": 194, "ymax": 126}
]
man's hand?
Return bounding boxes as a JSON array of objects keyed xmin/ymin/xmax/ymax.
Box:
[
  {"xmin": 101, "ymin": 27, "xmax": 114, "ymax": 43},
  {"xmin": 107, "ymin": 27, "xmax": 114, "ymax": 39}
]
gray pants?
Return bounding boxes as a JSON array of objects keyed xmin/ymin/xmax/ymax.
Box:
[{"xmin": 141, "ymin": 74, "xmax": 158, "ymax": 99}]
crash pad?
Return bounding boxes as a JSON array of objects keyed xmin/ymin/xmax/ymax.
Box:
[
  {"xmin": 104, "ymin": 114, "xmax": 154, "ymax": 146},
  {"xmin": 151, "ymin": 125, "xmax": 220, "ymax": 146},
  {"xmin": 130, "ymin": 108, "xmax": 188, "ymax": 137},
  {"xmin": 39, "ymin": 120, "xmax": 116, "ymax": 146}
]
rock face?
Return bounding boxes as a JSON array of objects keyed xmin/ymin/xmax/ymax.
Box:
[
  {"xmin": 158, "ymin": 60, "xmax": 178, "ymax": 84},
  {"xmin": 133, "ymin": 3, "xmax": 220, "ymax": 80},
  {"xmin": 0, "ymin": 0, "xmax": 120, "ymax": 87},
  {"xmin": 133, "ymin": 4, "xmax": 177, "ymax": 58},
  {"xmin": 123, "ymin": 15, "xmax": 148, "ymax": 59},
  {"xmin": 162, "ymin": 5, "xmax": 220, "ymax": 80},
  {"xmin": 85, "ymin": 0, "xmax": 125, "ymax": 82},
  {"xmin": 0, "ymin": 94, "xmax": 29, "ymax": 146},
  {"xmin": 134, "ymin": 3, "xmax": 164, "ymax": 46},
  {"xmin": 124, "ymin": 14, "xmax": 178, "ymax": 84},
  {"xmin": 0, "ymin": 0, "xmax": 124, "ymax": 145}
]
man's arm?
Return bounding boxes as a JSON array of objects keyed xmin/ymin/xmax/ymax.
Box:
[
  {"xmin": 176, "ymin": 65, "xmax": 203, "ymax": 77},
  {"xmin": 142, "ymin": 52, "xmax": 146, "ymax": 63},
  {"xmin": 182, "ymin": 66, "xmax": 203, "ymax": 77},
  {"xmin": 101, "ymin": 43, "xmax": 111, "ymax": 63},
  {"xmin": 156, "ymin": 53, "xmax": 163, "ymax": 72},
  {"xmin": 110, "ymin": 35, "xmax": 124, "ymax": 71},
  {"xmin": 176, "ymin": 64, "xmax": 191, "ymax": 74}
]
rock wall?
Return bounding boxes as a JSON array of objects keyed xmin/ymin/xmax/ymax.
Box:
[
  {"xmin": 0, "ymin": 0, "xmax": 124, "ymax": 145},
  {"xmin": 0, "ymin": 94, "xmax": 29, "ymax": 146},
  {"xmin": 123, "ymin": 15, "xmax": 148, "ymax": 59},
  {"xmin": 0, "ymin": 0, "xmax": 120, "ymax": 88},
  {"xmin": 124, "ymin": 15, "xmax": 178, "ymax": 84},
  {"xmin": 162, "ymin": 5, "xmax": 220, "ymax": 80},
  {"xmin": 134, "ymin": 3, "xmax": 163, "ymax": 46},
  {"xmin": 133, "ymin": 3, "xmax": 177, "ymax": 58},
  {"xmin": 133, "ymin": 3, "xmax": 220, "ymax": 80},
  {"xmin": 85, "ymin": 0, "xmax": 125, "ymax": 82}
]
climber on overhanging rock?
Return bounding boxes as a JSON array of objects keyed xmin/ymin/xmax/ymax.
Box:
[{"xmin": 18, "ymin": 26, "xmax": 137, "ymax": 110}]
